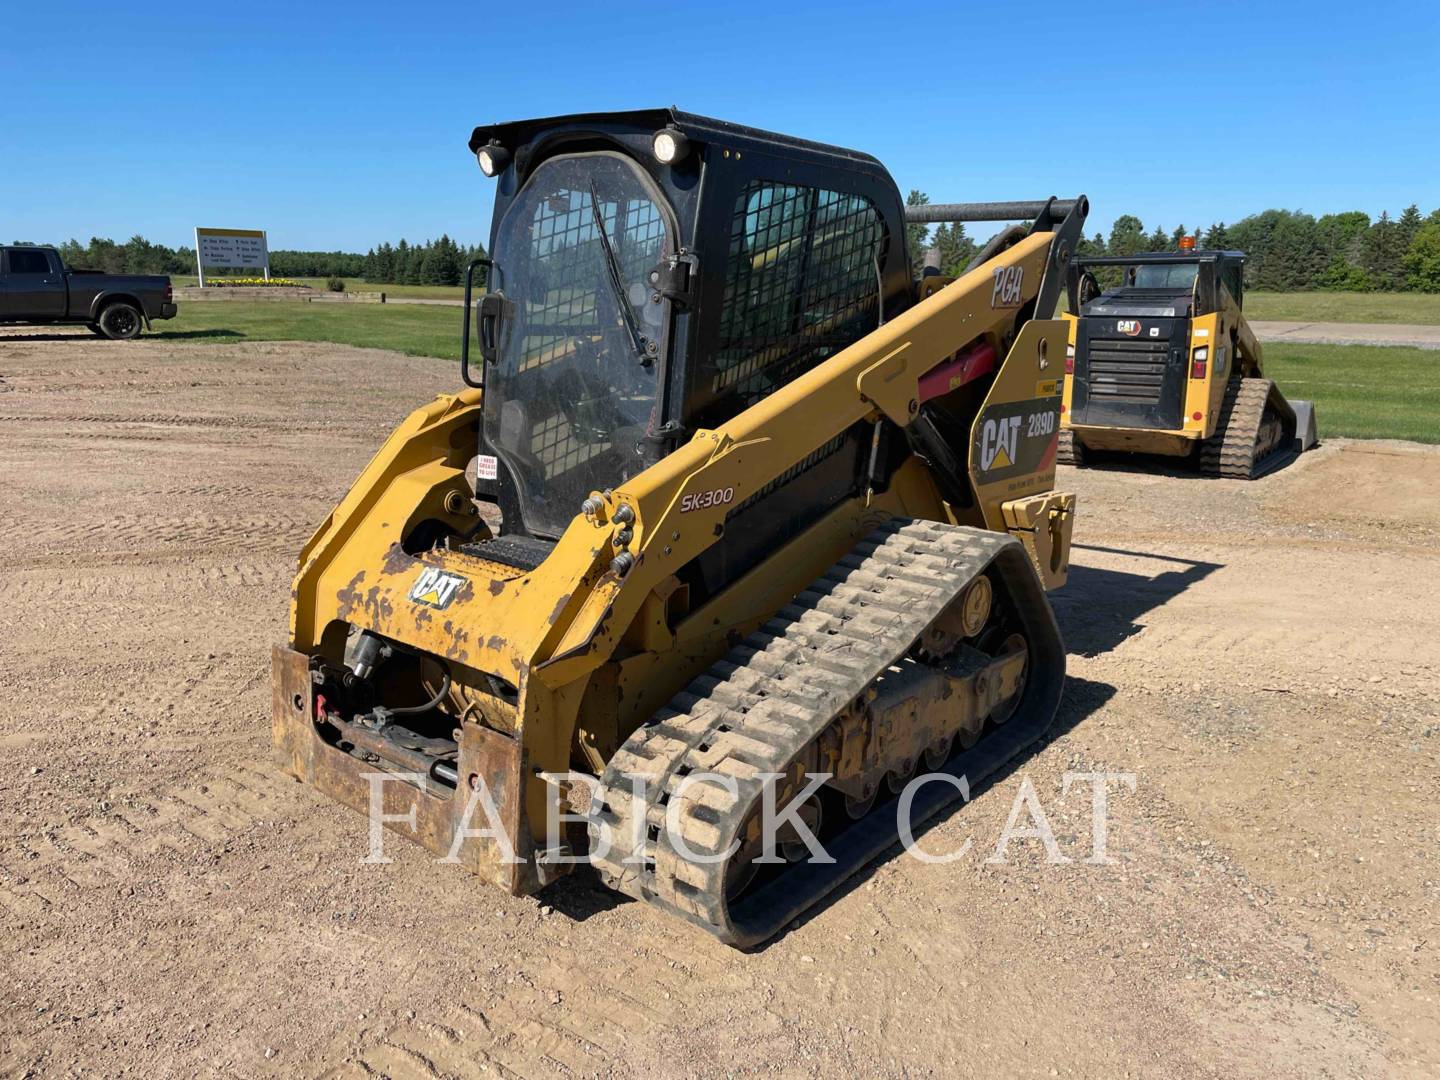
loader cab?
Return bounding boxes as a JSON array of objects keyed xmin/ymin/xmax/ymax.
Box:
[
  {"xmin": 1064, "ymin": 251, "xmax": 1244, "ymax": 432},
  {"xmin": 466, "ymin": 109, "xmax": 912, "ymax": 549}
]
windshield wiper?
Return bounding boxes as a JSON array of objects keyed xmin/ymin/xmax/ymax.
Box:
[{"xmin": 587, "ymin": 180, "xmax": 650, "ymax": 365}]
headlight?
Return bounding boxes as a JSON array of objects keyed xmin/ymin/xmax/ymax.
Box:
[
  {"xmin": 652, "ymin": 128, "xmax": 690, "ymax": 165},
  {"xmin": 476, "ymin": 143, "xmax": 510, "ymax": 177}
]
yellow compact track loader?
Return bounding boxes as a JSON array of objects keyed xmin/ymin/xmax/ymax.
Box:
[
  {"xmin": 1058, "ymin": 245, "xmax": 1318, "ymax": 477},
  {"xmin": 274, "ymin": 109, "xmax": 1086, "ymax": 946}
]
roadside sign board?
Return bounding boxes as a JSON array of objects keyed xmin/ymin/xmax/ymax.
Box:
[{"xmin": 194, "ymin": 227, "xmax": 269, "ymax": 285}]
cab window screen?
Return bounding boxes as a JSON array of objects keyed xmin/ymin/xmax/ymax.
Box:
[{"xmin": 708, "ymin": 181, "xmax": 884, "ymax": 416}]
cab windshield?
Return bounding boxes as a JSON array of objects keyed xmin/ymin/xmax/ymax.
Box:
[{"xmin": 486, "ymin": 152, "xmax": 673, "ymax": 538}]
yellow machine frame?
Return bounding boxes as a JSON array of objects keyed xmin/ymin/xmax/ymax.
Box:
[
  {"xmin": 274, "ymin": 230, "xmax": 1076, "ymax": 893},
  {"xmin": 1060, "ymin": 279, "xmax": 1263, "ymax": 455}
]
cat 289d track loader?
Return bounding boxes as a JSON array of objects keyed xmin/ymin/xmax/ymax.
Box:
[
  {"xmin": 1058, "ymin": 243, "xmax": 1318, "ymax": 477},
  {"xmin": 273, "ymin": 109, "xmax": 1086, "ymax": 947}
]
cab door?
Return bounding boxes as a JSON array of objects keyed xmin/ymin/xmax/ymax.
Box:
[{"xmin": 0, "ymin": 248, "xmax": 67, "ymax": 318}]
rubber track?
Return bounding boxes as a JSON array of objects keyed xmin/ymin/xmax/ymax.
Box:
[
  {"xmin": 1056, "ymin": 428, "xmax": 1085, "ymax": 466},
  {"xmin": 589, "ymin": 518, "xmax": 1053, "ymax": 946},
  {"xmin": 1199, "ymin": 377, "xmax": 1277, "ymax": 479}
]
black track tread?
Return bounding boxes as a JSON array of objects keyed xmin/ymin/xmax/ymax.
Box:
[
  {"xmin": 1056, "ymin": 428, "xmax": 1085, "ymax": 466},
  {"xmin": 1199, "ymin": 377, "xmax": 1276, "ymax": 479},
  {"xmin": 588, "ymin": 518, "xmax": 1017, "ymax": 941}
]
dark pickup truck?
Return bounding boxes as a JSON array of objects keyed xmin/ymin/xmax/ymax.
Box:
[{"xmin": 0, "ymin": 245, "xmax": 177, "ymax": 339}]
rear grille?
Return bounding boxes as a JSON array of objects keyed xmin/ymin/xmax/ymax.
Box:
[{"xmin": 1085, "ymin": 339, "xmax": 1169, "ymax": 405}]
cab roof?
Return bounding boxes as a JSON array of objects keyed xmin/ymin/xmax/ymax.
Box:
[
  {"xmin": 1073, "ymin": 249, "xmax": 1245, "ymax": 267},
  {"xmin": 468, "ymin": 108, "xmax": 895, "ymax": 187}
]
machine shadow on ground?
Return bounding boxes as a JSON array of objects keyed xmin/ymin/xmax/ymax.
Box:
[
  {"xmin": 1067, "ymin": 447, "xmax": 1303, "ymax": 480},
  {"xmin": 0, "ymin": 328, "xmax": 243, "ymax": 342},
  {"xmin": 539, "ymin": 672, "xmax": 1121, "ymax": 942},
  {"xmin": 540, "ymin": 547, "xmax": 1207, "ymax": 940},
  {"xmin": 1053, "ymin": 544, "xmax": 1223, "ymax": 656},
  {"xmin": 134, "ymin": 329, "xmax": 245, "ymax": 341}
]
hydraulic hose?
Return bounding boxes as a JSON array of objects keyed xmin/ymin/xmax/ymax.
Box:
[{"xmin": 384, "ymin": 670, "xmax": 452, "ymax": 717}]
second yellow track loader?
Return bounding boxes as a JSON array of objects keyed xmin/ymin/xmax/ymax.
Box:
[
  {"xmin": 1059, "ymin": 244, "xmax": 1318, "ymax": 477},
  {"xmin": 274, "ymin": 109, "xmax": 1085, "ymax": 946}
]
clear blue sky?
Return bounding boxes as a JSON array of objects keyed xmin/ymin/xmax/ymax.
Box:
[{"xmin": 3, "ymin": 0, "xmax": 1436, "ymax": 253}]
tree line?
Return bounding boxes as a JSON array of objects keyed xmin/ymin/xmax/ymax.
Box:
[
  {"xmin": 31, "ymin": 200, "xmax": 1440, "ymax": 293},
  {"xmin": 359, "ymin": 237, "xmax": 488, "ymax": 286},
  {"xmin": 28, "ymin": 235, "xmax": 488, "ymax": 286},
  {"xmin": 907, "ymin": 192, "xmax": 1440, "ymax": 292}
]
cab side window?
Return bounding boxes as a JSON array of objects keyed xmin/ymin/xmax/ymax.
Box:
[
  {"xmin": 6, "ymin": 249, "xmax": 53, "ymax": 275},
  {"xmin": 702, "ymin": 180, "xmax": 885, "ymax": 424},
  {"xmin": 1222, "ymin": 264, "xmax": 1244, "ymax": 309}
]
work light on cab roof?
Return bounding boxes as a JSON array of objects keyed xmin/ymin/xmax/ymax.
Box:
[
  {"xmin": 475, "ymin": 141, "xmax": 509, "ymax": 177},
  {"xmin": 652, "ymin": 127, "xmax": 690, "ymax": 165}
]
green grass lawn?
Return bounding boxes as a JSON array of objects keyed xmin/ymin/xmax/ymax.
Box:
[
  {"xmin": 171, "ymin": 275, "xmax": 466, "ymax": 299},
  {"xmin": 1246, "ymin": 292, "xmax": 1440, "ymax": 325},
  {"xmin": 153, "ymin": 302, "xmax": 1440, "ymax": 444},
  {"xmin": 154, "ymin": 300, "xmax": 468, "ymax": 359},
  {"xmin": 1262, "ymin": 343, "xmax": 1439, "ymax": 442}
]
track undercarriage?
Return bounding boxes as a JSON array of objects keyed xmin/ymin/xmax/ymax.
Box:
[
  {"xmin": 589, "ymin": 519, "xmax": 1064, "ymax": 946},
  {"xmin": 1199, "ymin": 377, "xmax": 1299, "ymax": 479}
]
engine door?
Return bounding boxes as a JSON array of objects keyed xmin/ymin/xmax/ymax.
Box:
[{"xmin": 1070, "ymin": 315, "xmax": 1189, "ymax": 431}]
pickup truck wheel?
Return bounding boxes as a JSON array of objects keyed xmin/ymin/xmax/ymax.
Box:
[{"xmin": 98, "ymin": 302, "xmax": 142, "ymax": 340}]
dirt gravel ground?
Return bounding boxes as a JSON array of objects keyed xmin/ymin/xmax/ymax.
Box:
[
  {"xmin": 1251, "ymin": 321, "xmax": 1440, "ymax": 350},
  {"xmin": 1, "ymin": 331, "xmax": 1437, "ymax": 1079}
]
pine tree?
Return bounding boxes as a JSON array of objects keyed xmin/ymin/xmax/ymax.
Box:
[
  {"xmin": 1203, "ymin": 222, "xmax": 1228, "ymax": 249},
  {"xmin": 934, "ymin": 222, "xmax": 978, "ymax": 275},
  {"xmin": 905, "ymin": 190, "xmax": 931, "ymax": 265},
  {"xmin": 1170, "ymin": 224, "xmax": 1188, "ymax": 251},
  {"xmin": 1228, "ymin": 209, "xmax": 1296, "ymax": 290},
  {"xmin": 1266, "ymin": 213, "xmax": 1325, "ymax": 291},
  {"xmin": 1362, "ymin": 212, "xmax": 1402, "ymax": 291},
  {"xmin": 434, "ymin": 235, "xmax": 462, "ymax": 286},
  {"xmin": 1147, "ymin": 225, "xmax": 1168, "ymax": 252},
  {"xmin": 1396, "ymin": 204, "xmax": 1424, "ymax": 252},
  {"xmin": 1108, "ymin": 215, "xmax": 1146, "ymax": 257}
]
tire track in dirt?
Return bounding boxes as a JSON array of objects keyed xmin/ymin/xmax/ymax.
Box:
[
  {"xmin": 0, "ymin": 512, "xmax": 317, "ymax": 556},
  {"xmin": 0, "ymin": 555, "xmax": 288, "ymax": 585},
  {"xmin": 0, "ymin": 762, "xmax": 280, "ymax": 920},
  {"xmin": 0, "ymin": 412, "xmax": 302, "ymax": 434},
  {"xmin": 313, "ymin": 937, "xmax": 759, "ymax": 1078},
  {"xmin": 1, "ymin": 747, "xmax": 762, "ymax": 1080}
]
